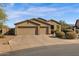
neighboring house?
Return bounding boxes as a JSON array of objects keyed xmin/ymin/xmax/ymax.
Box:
[
  {"xmin": 15, "ymin": 18, "xmax": 61, "ymax": 35},
  {"xmin": 75, "ymin": 19, "xmax": 79, "ymax": 29}
]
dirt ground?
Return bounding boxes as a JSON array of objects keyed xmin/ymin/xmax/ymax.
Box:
[
  {"xmin": 0, "ymin": 35, "xmax": 79, "ymax": 54},
  {"xmin": 0, "ymin": 36, "xmax": 15, "ymax": 53}
]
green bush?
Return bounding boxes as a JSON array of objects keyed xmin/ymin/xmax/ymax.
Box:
[
  {"xmin": 55, "ymin": 31, "xmax": 65, "ymax": 38},
  {"xmin": 66, "ymin": 32, "xmax": 76, "ymax": 39}
]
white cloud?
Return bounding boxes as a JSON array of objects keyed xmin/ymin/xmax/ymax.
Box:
[
  {"xmin": 27, "ymin": 7, "xmax": 57, "ymax": 12},
  {"xmin": 6, "ymin": 7, "xmax": 58, "ymax": 20}
]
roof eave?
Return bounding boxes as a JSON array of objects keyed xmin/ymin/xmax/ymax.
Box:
[
  {"xmin": 15, "ymin": 20, "xmax": 40, "ymax": 25},
  {"xmin": 49, "ymin": 20, "xmax": 61, "ymax": 25}
]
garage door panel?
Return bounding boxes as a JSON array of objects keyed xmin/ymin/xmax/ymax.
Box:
[
  {"xmin": 39, "ymin": 27, "xmax": 48, "ymax": 34},
  {"xmin": 16, "ymin": 27, "xmax": 36, "ymax": 35}
]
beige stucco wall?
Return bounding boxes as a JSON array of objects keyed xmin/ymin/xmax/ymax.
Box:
[
  {"xmin": 57, "ymin": 25, "xmax": 61, "ymax": 32},
  {"xmin": 31, "ymin": 20, "xmax": 48, "ymax": 27},
  {"xmin": 48, "ymin": 26, "xmax": 51, "ymax": 34},
  {"xmin": 16, "ymin": 21, "xmax": 37, "ymax": 27}
]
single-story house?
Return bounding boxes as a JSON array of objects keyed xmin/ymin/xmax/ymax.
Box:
[{"xmin": 15, "ymin": 18, "xmax": 61, "ymax": 35}]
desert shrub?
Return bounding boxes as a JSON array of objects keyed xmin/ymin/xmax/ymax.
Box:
[
  {"xmin": 75, "ymin": 29, "xmax": 79, "ymax": 34},
  {"xmin": 55, "ymin": 31, "xmax": 65, "ymax": 38},
  {"xmin": 66, "ymin": 32, "xmax": 76, "ymax": 39},
  {"xmin": 0, "ymin": 35, "xmax": 5, "ymax": 38}
]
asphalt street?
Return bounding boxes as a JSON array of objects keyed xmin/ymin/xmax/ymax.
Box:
[{"xmin": 1, "ymin": 44, "xmax": 79, "ymax": 56}]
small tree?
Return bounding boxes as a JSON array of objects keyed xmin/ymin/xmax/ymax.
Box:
[
  {"xmin": 0, "ymin": 5, "xmax": 7, "ymax": 34},
  {"xmin": 59, "ymin": 20, "xmax": 71, "ymax": 31}
]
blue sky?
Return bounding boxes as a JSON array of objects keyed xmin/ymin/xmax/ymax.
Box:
[{"xmin": 2, "ymin": 3, "xmax": 79, "ymax": 28}]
